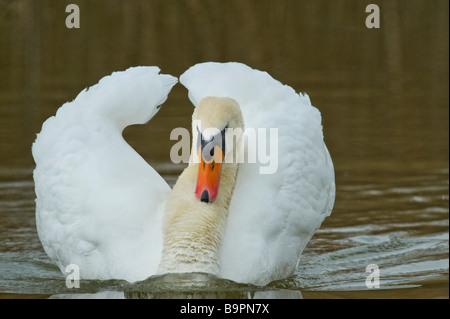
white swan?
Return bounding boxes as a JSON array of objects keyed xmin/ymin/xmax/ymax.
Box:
[{"xmin": 33, "ymin": 62, "xmax": 335, "ymax": 286}]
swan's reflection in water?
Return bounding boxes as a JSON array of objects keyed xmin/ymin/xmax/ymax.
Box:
[
  {"xmin": 50, "ymin": 273, "xmax": 302, "ymax": 299},
  {"xmin": 124, "ymin": 273, "xmax": 302, "ymax": 299}
]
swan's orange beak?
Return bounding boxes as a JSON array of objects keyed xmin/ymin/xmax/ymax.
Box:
[{"xmin": 195, "ymin": 146, "xmax": 224, "ymax": 203}]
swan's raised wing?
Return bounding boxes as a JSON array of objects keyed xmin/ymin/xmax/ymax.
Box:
[
  {"xmin": 180, "ymin": 62, "xmax": 335, "ymax": 285},
  {"xmin": 32, "ymin": 67, "xmax": 177, "ymax": 282}
]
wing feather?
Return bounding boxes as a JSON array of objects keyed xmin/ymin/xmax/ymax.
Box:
[
  {"xmin": 180, "ymin": 62, "xmax": 335, "ymax": 285},
  {"xmin": 33, "ymin": 67, "xmax": 177, "ymax": 282}
]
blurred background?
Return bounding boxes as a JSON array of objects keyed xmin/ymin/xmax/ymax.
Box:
[{"xmin": 0, "ymin": 0, "xmax": 448, "ymax": 298}]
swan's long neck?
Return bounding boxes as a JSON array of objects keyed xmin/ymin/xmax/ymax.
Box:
[{"xmin": 157, "ymin": 162, "xmax": 238, "ymax": 275}]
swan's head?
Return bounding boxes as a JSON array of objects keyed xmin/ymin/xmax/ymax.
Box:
[{"xmin": 192, "ymin": 97, "xmax": 244, "ymax": 204}]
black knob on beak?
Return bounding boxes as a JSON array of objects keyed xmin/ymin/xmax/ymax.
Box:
[{"xmin": 201, "ymin": 190, "xmax": 210, "ymax": 203}]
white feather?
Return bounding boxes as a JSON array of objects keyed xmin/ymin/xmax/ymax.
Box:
[
  {"xmin": 33, "ymin": 63, "xmax": 335, "ymax": 286},
  {"xmin": 180, "ymin": 62, "xmax": 335, "ymax": 285},
  {"xmin": 33, "ymin": 67, "xmax": 177, "ymax": 282}
]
